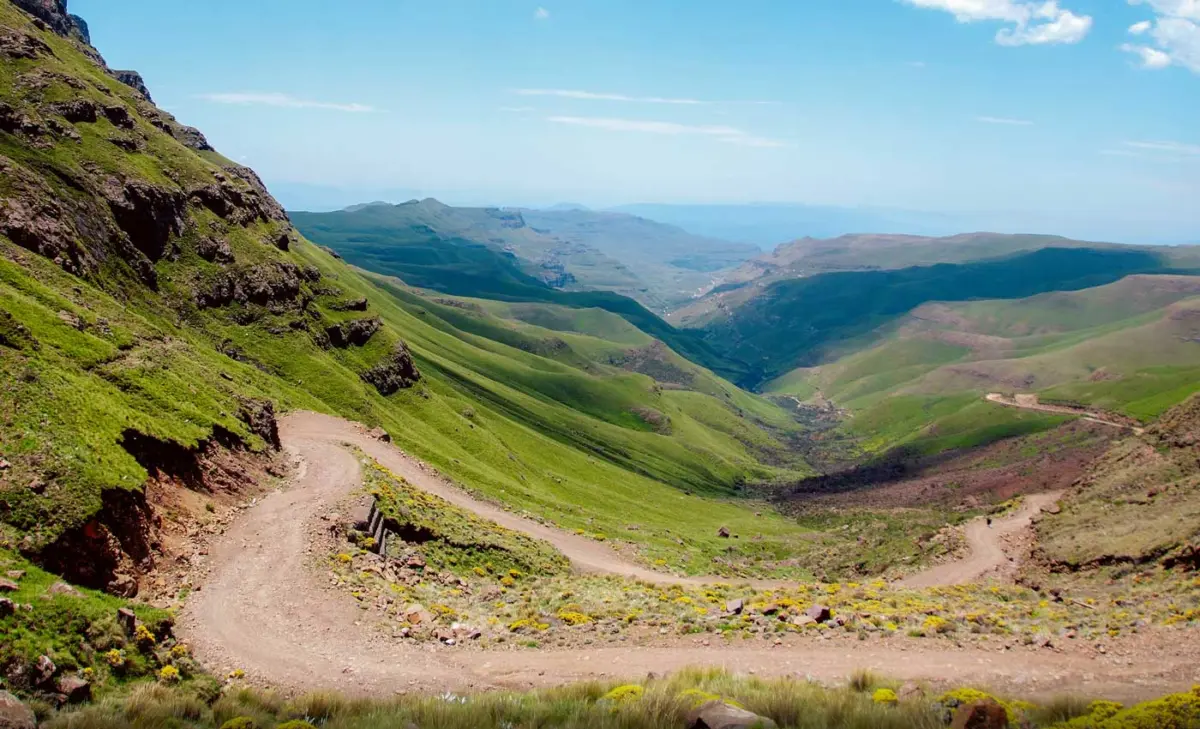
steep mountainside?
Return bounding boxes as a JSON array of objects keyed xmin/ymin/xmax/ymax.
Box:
[
  {"xmin": 292, "ymin": 200, "xmax": 756, "ymax": 310},
  {"xmin": 0, "ymin": 0, "xmax": 812, "ymax": 600}
]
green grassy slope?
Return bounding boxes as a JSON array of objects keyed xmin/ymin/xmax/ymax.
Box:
[
  {"xmin": 767, "ymin": 275, "xmax": 1200, "ymax": 453},
  {"xmin": 291, "ymin": 204, "xmax": 746, "ymax": 379},
  {"xmin": 0, "ymin": 1, "xmax": 811, "ymax": 580},
  {"xmin": 700, "ymin": 247, "xmax": 1188, "ymax": 390}
]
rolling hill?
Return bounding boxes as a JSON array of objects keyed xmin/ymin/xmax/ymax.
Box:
[
  {"xmin": 694, "ymin": 246, "xmax": 1187, "ymax": 390},
  {"xmin": 766, "ymin": 274, "xmax": 1200, "ymax": 454},
  {"xmin": 671, "ymin": 232, "xmax": 1200, "ymax": 326}
]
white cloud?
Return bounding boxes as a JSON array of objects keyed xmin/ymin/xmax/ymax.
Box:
[
  {"xmin": 546, "ymin": 116, "xmax": 788, "ymax": 148},
  {"xmin": 1121, "ymin": 42, "xmax": 1174, "ymax": 67},
  {"xmin": 1124, "ymin": 0, "xmax": 1200, "ymax": 73},
  {"xmin": 515, "ymin": 88, "xmax": 705, "ymax": 105},
  {"xmin": 975, "ymin": 115, "xmax": 1035, "ymax": 125},
  {"xmin": 499, "ymin": 106, "xmax": 537, "ymax": 113},
  {"xmin": 199, "ymin": 92, "xmax": 375, "ymax": 113},
  {"xmin": 534, "ymin": 7, "xmax": 550, "ymax": 19},
  {"xmin": 902, "ymin": 0, "xmax": 1093, "ymax": 45}
]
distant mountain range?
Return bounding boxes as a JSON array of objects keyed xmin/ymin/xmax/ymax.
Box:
[{"xmin": 291, "ymin": 199, "xmax": 757, "ymax": 311}]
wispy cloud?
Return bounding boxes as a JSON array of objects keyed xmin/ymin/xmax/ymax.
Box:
[
  {"xmin": 901, "ymin": 0, "xmax": 1093, "ymax": 46},
  {"xmin": 975, "ymin": 115, "xmax": 1034, "ymax": 126},
  {"xmin": 908, "ymin": 60, "xmax": 928, "ymax": 68},
  {"xmin": 547, "ymin": 115, "xmax": 788, "ymax": 148},
  {"xmin": 516, "ymin": 88, "xmax": 705, "ymax": 105},
  {"xmin": 499, "ymin": 106, "xmax": 537, "ymax": 113},
  {"xmin": 534, "ymin": 7, "xmax": 550, "ymax": 20},
  {"xmin": 512, "ymin": 88, "xmax": 779, "ymax": 106},
  {"xmin": 1122, "ymin": 0, "xmax": 1200, "ymax": 74},
  {"xmin": 1125, "ymin": 139, "xmax": 1200, "ymax": 156},
  {"xmin": 199, "ymin": 92, "xmax": 375, "ymax": 113}
]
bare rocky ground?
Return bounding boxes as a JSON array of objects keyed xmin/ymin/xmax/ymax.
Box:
[{"xmin": 174, "ymin": 412, "xmax": 1200, "ymax": 703}]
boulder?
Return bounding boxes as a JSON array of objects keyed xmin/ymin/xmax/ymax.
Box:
[
  {"xmin": 46, "ymin": 581, "xmax": 82, "ymax": 597},
  {"xmin": 57, "ymin": 675, "xmax": 90, "ymax": 703},
  {"xmin": 4, "ymin": 571, "xmax": 21, "ymax": 580},
  {"xmin": 0, "ymin": 599, "xmax": 14, "ymax": 617},
  {"xmin": 0, "ymin": 690, "xmax": 36, "ymax": 729},
  {"xmin": 34, "ymin": 654, "xmax": 55, "ymax": 686},
  {"xmin": 349, "ymin": 502, "xmax": 373, "ymax": 532},
  {"xmin": 116, "ymin": 607, "xmax": 137, "ymax": 635},
  {"xmin": 686, "ymin": 701, "xmax": 777, "ymax": 729},
  {"xmin": 725, "ymin": 599, "xmax": 744, "ymax": 615},
  {"xmin": 804, "ymin": 605, "xmax": 832, "ymax": 624},
  {"xmin": 950, "ymin": 700, "xmax": 1008, "ymax": 729},
  {"xmin": 403, "ymin": 603, "xmax": 433, "ymax": 626},
  {"xmin": 0, "ymin": 579, "xmax": 17, "ymax": 593},
  {"xmin": 367, "ymin": 427, "xmax": 391, "ymax": 443},
  {"xmin": 717, "ymin": 526, "xmax": 730, "ymax": 539}
]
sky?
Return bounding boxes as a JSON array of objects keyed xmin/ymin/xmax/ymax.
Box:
[{"xmin": 73, "ymin": 0, "xmax": 1198, "ymax": 242}]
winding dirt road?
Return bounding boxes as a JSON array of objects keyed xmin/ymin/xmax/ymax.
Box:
[
  {"xmin": 985, "ymin": 393, "xmax": 1145, "ymax": 434},
  {"xmin": 178, "ymin": 412, "xmax": 1192, "ymax": 701},
  {"xmin": 898, "ymin": 493, "xmax": 1061, "ymax": 588}
]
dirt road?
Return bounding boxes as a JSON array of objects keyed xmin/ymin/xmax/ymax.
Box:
[
  {"xmin": 898, "ymin": 492, "xmax": 1061, "ymax": 588},
  {"xmin": 179, "ymin": 412, "xmax": 1194, "ymax": 700},
  {"xmin": 985, "ymin": 393, "xmax": 1145, "ymax": 434}
]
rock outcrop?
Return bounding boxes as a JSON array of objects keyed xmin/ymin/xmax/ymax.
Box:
[
  {"xmin": 362, "ymin": 342, "xmax": 421, "ymax": 395},
  {"xmin": 323, "ymin": 317, "xmax": 382, "ymax": 348},
  {"xmin": 101, "ymin": 176, "xmax": 187, "ymax": 263},
  {"xmin": 112, "ymin": 69, "xmax": 151, "ymax": 101},
  {"xmin": 237, "ymin": 398, "xmax": 282, "ymax": 450},
  {"xmin": 197, "ymin": 262, "xmax": 305, "ymax": 309}
]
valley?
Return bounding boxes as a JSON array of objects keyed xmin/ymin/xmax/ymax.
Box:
[{"xmin": 0, "ymin": 1, "xmax": 1199, "ymax": 728}]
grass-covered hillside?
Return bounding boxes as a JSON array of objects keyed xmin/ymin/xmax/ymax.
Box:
[
  {"xmin": 291, "ymin": 202, "xmax": 745, "ymax": 380},
  {"xmin": 767, "ymin": 275, "xmax": 1200, "ymax": 454},
  {"xmin": 695, "ymin": 247, "xmax": 1190, "ymax": 390},
  {"xmin": 0, "ymin": 0, "xmax": 812, "ymax": 596},
  {"xmin": 671, "ymin": 231, "xmax": 1200, "ymax": 326}
]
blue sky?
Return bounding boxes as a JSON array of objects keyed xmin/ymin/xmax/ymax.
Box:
[{"xmin": 74, "ymin": 0, "xmax": 1198, "ymax": 242}]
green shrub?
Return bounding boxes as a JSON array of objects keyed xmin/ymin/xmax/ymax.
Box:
[{"xmin": 221, "ymin": 718, "xmax": 259, "ymax": 729}]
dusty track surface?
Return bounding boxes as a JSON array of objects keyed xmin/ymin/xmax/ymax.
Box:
[
  {"xmin": 180, "ymin": 412, "xmax": 1196, "ymax": 700},
  {"xmin": 898, "ymin": 493, "xmax": 1061, "ymax": 588},
  {"xmin": 986, "ymin": 393, "xmax": 1145, "ymax": 434}
]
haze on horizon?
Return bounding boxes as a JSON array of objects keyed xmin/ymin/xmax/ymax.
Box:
[{"xmin": 73, "ymin": 0, "xmax": 1198, "ymax": 244}]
